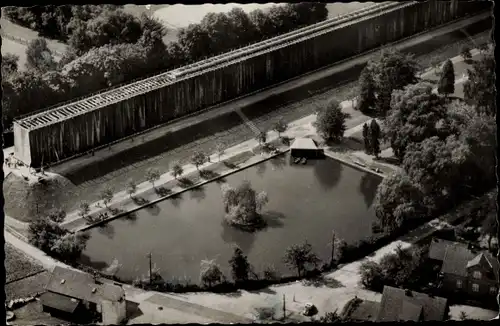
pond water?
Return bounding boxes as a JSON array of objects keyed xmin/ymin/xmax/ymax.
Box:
[{"xmin": 81, "ymin": 154, "xmax": 382, "ymax": 283}]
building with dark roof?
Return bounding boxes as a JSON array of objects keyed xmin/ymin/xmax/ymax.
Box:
[
  {"xmin": 429, "ymin": 238, "xmax": 499, "ymax": 301},
  {"xmin": 40, "ymin": 266, "xmax": 126, "ymax": 324},
  {"xmin": 376, "ymin": 286, "xmax": 449, "ymax": 322},
  {"xmin": 290, "ymin": 137, "xmax": 323, "ymax": 158}
]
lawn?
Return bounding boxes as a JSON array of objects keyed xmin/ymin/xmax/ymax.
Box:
[{"xmin": 5, "ymin": 243, "xmax": 45, "ymax": 283}]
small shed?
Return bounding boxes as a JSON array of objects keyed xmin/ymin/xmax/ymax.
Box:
[
  {"xmin": 290, "ymin": 138, "xmax": 321, "ymax": 158},
  {"xmin": 41, "ymin": 266, "xmax": 126, "ymax": 324}
]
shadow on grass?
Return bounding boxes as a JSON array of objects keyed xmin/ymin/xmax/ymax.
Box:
[
  {"xmin": 132, "ymin": 196, "xmax": 150, "ymax": 206},
  {"xmin": 199, "ymin": 169, "xmax": 222, "ymax": 180},
  {"xmin": 155, "ymin": 186, "xmax": 172, "ymax": 197},
  {"xmin": 178, "ymin": 177, "xmax": 194, "ymax": 188},
  {"xmin": 223, "ymin": 161, "xmax": 238, "ymax": 169},
  {"xmin": 109, "ymin": 207, "xmax": 125, "ymax": 215}
]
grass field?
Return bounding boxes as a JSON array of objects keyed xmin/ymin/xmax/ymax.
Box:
[{"xmin": 5, "ymin": 242, "xmax": 44, "ymax": 283}]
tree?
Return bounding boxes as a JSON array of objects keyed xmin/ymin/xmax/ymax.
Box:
[
  {"xmin": 283, "ymin": 241, "xmax": 320, "ymax": 277},
  {"xmin": 215, "ymin": 142, "xmax": 225, "ymax": 162},
  {"xmin": 481, "ymin": 210, "xmax": 497, "ymax": 251},
  {"xmin": 256, "ymin": 191, "xmax": 269, "ymax": 213},
  {"xmin": 459, "ymin": 311, "xmax": 468, "ymax": 321},
  {"xmin": 145, "ymin": 168, "xmax": 161, "ymax": 188},
  {"xmin": 460, "ymin": 46, "xmax": 472, "ymax": 61},
  {"xmin": 359, "ymin": 260, "xmax": 384, "ymax": 291},
  {"xmin": 319, "ymin": 311, "xmax": 342, "ymax": 323},
  {"xmin": 28, "ymin": 216, "xmax": 90, "ymax": 261},
  {"xmin": 229, "ymin": 246, "xmax": 251, "ymax": 283},
  {"xmin": 314, "ymin": 100, "xmax": 351, "ymax": 142},
  {"xmin": 478, "ymin": 42, "xmax": 490, "ymax": 54},
  {"xmin": 79, "ymin": 202, "xmax": 90, "ymax": 218},
  {"xmin": 171, "ymin": 163, "xmax": 183, "ymax": 180},
  {"xmin": 368, "ymin": 48, "xmax": 420, "ymax": 94},
  {"xmin": 127, "ymin": 180, "xmax": 137, "ymax": 198},
  {"xmin": 48, "ymin": 208, "xmax": 66, "ymax": 223},
  {"xmin": 437, "ymin": 59, "xmax": 455, "ymax": 97},
  {"xmin": 357, "ymin": 66, "xmax": 376, "ymax": 113},
  {"xmin": 221, "ymin": 181, "xmax": 268, "ymax": 227},
  {"xmin": 373, "ymin": 170, "xmax": 426, "ymax": 232},
  {"xmin": 200, "ymin": 259, "xmax": 224, "ymax": 288},
  {"xmin": 463, "ymin": 52, "xmax": 495, "ymax": 116},
  {"xmin": 25, "ymin": 38, "xmax": 56, "ymax": 73},
  {"xmin": 2, "ymin": 54, "xmax": 19, "ymax": 76},
  {"xmin": 99, "ymin": 186, "xmax": 114, "ymax": 208},
  {"xmin": 191, "ymin": 151, "xmax": 207, "ymax": 171},
  {"xmin": 402, "ymin": 136, "xmax": 473, "ymax": 209},
  {"xmin": 383, "ymin": 82, "xmax": 447, "ymax": 161},
  {"xmin": 51, "ymin": 232, "xmax": 91, "ymax": 261},
  {"xmin": 362, "ymin": 123, "xmax": 371, "ymax": 154},
  {"xmin": 369, "ymin": 119, "xmax": 381, "ymax": 158},
  {"xmin": 256, "ymin": 131, "xmax": 267, "ymax": 145},
  {"xmin": 273, "ymin": 119, "xmax": 288, "ymax": 138}
]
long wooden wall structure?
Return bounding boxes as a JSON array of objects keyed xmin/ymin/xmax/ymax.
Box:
[{"xmin": 14, "ymin": 0, "xmax": 491, "ymax": 167}]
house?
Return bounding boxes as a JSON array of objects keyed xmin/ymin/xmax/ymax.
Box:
[
  {"xmin": 429, "ymin": 238, "xmax": 499, "ymax": 299},
  {"xmin": 290, "ymin": 137, "xmax": 323, "ymax": 158},
  {"xmin": 376, "ymin": 286, "xmax": 449, "ymax": 322},
  {"xmin": 40, "ymin": 266, "xmax": 127, "ymax": 324}
]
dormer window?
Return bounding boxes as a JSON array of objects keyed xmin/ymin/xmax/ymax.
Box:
[{"xmin": 472, "ymin": 271, "xmax": 482, "ymax": 280}]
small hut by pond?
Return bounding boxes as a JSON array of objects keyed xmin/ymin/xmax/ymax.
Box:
[{"xmin": 290, "ymin": 138, "xmax": 323, "ymax": 159}]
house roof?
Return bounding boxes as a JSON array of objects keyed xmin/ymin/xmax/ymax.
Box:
[
  {"xmin": 429, "ymin": 238, "xmax": 467, "ymax": 261},
  {"xmin": 441, "ymin": 244, "xmax": 476, "ymax": 277},
  {"xmin": 377, "ymin": 286, "xmax": 448, "ymax": 322},
  {"xmin": 45, "ymin": 266, "xmax": 124, "ymax": 304},
  {"xmin": 436, "ymin": 240, "xmax": 500, "ymax": 281},
  {"xmin": 290, "ymin": 138, "xmax": 318, "ymax": 150},
  {"xmin": 40, "ymin": 291, "xmax": 80, "ymax": 314}
]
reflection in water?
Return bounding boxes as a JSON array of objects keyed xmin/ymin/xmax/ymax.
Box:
[
  {"xmin": 358, "ymin": 173, "xmax": 380, "ymax": 209},
  {"xmin": 97, "ymin": 223, "xmax": 115, "ymax": 239},
  {"xmin": 314, "ymin": 159, "xmax": 343, "ymax": 191},
  {"xmin": 220, "ymin": 221, "xmax": 256, "ymax": 255},
  {"xmin": 190, "ymin": 186, "xmax": 206, "ymax": 202},
  {"xmin": 269, "ymin": 155, "xmax": 286, "ymax": 170},
  {"xmin": 83, "ymin": 155, "xmax": 381, "ymax": 283},
  {"xmin": 146, "ymin": 204, "xmax": 161, "ymax": 216},
  {"xmin": 256, "ymin": 161, "xmax": 267, "ymax": 177}
]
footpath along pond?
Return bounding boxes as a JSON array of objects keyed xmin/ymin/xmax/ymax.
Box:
[{"xmin": 80, "ymin": 154, "xmax": 382, "ymax": 283}]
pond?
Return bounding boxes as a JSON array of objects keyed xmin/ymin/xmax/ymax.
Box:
[{"xmin": 81, "ymin": 154, "xmax": 382, "ymax": 284}]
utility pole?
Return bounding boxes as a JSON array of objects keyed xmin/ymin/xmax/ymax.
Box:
[
  {"xmin": 282, "ymin": 294, "xmax": 286, "ymax": 321},
  {"xmin": 330, "ymin": 230, "xmax": 336, "ymax": 267},
  {"xmin": 147, "ymin": 252, "xmax": 152, "ymax": 285}
]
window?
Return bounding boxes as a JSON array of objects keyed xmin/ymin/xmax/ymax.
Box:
[
  {"xmin": 473, "ymin": 271, "xmax": 482, "ymax": 279},
  {"xmin": 472, "ymin": 284, "xmax": 480, "ymax": 292},
  {"xmin": 490, "ymin": 287, "xmax": 498, "ymax": 295},
  {"xmin": 456, "ymin": 280, "xmax": 462, "ymax": 288}
]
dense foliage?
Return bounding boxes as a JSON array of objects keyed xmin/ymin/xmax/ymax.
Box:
[
  {"xmin": 314, "ymin": 100, "xmax": 351, "ymax": 142},
  {"xmin": 362, "ymin": 48, "xmax": 420, "ymax": 116},
  {"xmin": 221, "ymin": 181, "xmax": 269, "ymax": 229},
  {"xmin": 283, "ymin": 241, "xmax": 320, "ymax": 277},
  {"xmin": 360, "ymin": 245, "xmax": 429, "ymax": 292},
  {"xmin": 463, "ymin": 51, "xmax": 496, "ymax": 116},
  {"xmin": 437, "ymin": 59, "xmax": 455, "ymax": 96},
  {"xmin": 29, "ymin": 216, "xmax": 90, "ymax": 261},
  {"xmin": 2, "ymin": 4, "xmax": 327, "ymax": 130}
]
